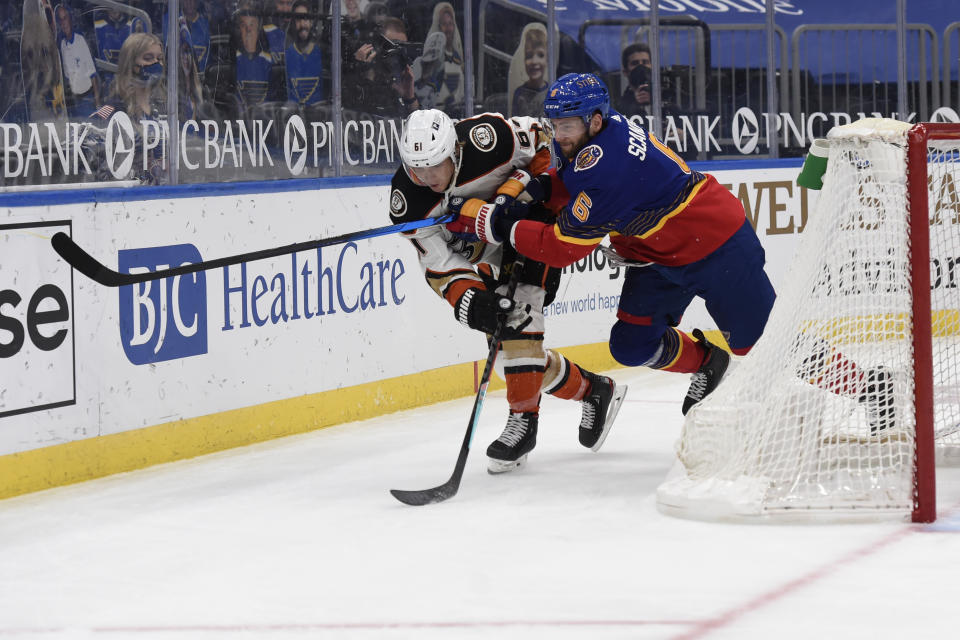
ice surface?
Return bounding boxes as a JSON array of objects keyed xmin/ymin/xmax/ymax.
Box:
[{"xmin": 1, "ymin": 367, "xmax": 958, "ymax": 639}]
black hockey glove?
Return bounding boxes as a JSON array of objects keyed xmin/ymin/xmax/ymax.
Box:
[
  {"xmin": 455, "ymin": 286, "xmax": 529, "ymax": 336},
  {"xmin": 523, "ymin": 173, "xmax": 553, "ymax": 205}
]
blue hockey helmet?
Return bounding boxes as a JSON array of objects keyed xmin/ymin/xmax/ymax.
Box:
[{"xmin": 543, "ymin": 73, "xmax": 610, "ymax": 125}]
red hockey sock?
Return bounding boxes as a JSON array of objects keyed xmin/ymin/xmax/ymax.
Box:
[
  {"xmin": 506, "ymin": 370, "xmax": 544, "ymax": 413},
  {"xmin": 812, "ymin": 350, "xmax": 866, "ymax": 397},
  {"xmin": 658, "ymin": 329, "xmax": 708, "ymax": 374}
]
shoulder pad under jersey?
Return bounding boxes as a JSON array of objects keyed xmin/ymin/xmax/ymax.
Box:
[
  {"xmin": 389, "ymin": 167, "xmax": 444, "ymax": 224},
  {"xmin": 455, "ymin": 114, "xmax": 517, "ymax": 183}
]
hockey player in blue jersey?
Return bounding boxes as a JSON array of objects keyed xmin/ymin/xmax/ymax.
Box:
[{"xmin": 447, "ymin": 73, "xmax": 777, "ymax": 415}]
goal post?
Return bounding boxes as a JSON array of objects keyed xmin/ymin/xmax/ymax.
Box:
[{"xmin": 657, "ymin": 119, "xmax": 960, "ymax": 523}]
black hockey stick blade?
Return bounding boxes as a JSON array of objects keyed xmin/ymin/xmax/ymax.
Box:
[
  {"xmin": 389, "ymin": 397, "xmax": 477, "ymax": 506},
  {"xmin": 51, "ymin": 213, "xmax": 454, "ymax": 287},
  {"xmin": 389, "ymin": 258, "xmax": 525, "ymax": 506},
  {"xmin": 390, "ymin": 438, "xmax": 473, "ymax": 506},
  {"xmin": 390, "ymin": 477, "xmax": 460, "ymax": 506}
]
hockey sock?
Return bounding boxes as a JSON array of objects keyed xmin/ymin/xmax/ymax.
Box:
[
  {"xmin": 795, "ymin": 336, "xmax": 868, "ymax": 397},
  {"xmin": 502, "ymin": 336, "xmax": 547, "ymax": 413},
  {"xmin": 654, "ymin": 328, "xmax": 708, "ymax": 374},
  {"xmin": 506, "ymin": 369, "xmax": 544, "ymax": 412},
  {"xmin": 807, "ymin": 348, "xmax": 865, "ymax": 397},
  {"xmin": 542, "ymin": 350, "xmax": 590, "ymax": 401}
]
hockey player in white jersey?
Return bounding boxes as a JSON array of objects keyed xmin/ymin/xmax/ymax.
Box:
[{"xmin": 389, "ymin": 109, "xmax": 627, "ymax": 473}]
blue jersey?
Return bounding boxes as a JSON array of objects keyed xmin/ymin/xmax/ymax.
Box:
[
  {"xmin": 552, "ymin": 111, "xmax": 743, "ymax": 266},
  {"xmin": 163, "ymin": 11, "xmax": 211, "ymax": 72},
  {"xmin": 236, "ymin": 50, "xmax": 275, "ymax": 106},
  {"xmin": 94, "ymin": 17, "xmax": 129, "ymax": 66},
  {"xmin": 263, "ymin": 24, "xmax": 286, "ymax": 63},
  {"xmin": 285, "ymin": 42, "xmax": 323, "ymax": 105}
]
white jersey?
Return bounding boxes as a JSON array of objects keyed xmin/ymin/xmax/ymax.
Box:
[
  {"xmin": 59, "ymin": 32, "xmax": 97, "ymax": 96},
  {"xmin": 388, "ymin": 113, "xmax": 551, "ymax": 303}
]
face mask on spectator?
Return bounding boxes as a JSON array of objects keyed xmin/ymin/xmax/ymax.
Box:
[{"xmin": 137, "ymin": 62, "xmax": 164, "ymax": 86}]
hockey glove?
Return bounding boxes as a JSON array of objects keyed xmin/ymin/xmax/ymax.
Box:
[
  {"xmin": 454, "ymin": 287, "xmax": 513, "ymax": 335},
  {"xmin": 522, "ymin": 173, "xmax": 553, "ymax": 205},
  {"xmin": 445, "ymin": 196, "xmax": 481, "ymax": 242},
  {"xmin": 496, "ymin": 169, "xmax": 532, "ymax": 199},
  {"xmin": 445, "ymin": 195, "xmax": 521, "ymax": 245},
  {"xmin": 454, "ymin": 286, "xmax": 535, "ymax": 337}
]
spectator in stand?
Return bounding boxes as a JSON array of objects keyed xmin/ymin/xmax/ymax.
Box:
[
  {"xmin": 364, "ymin": 1, "xmax": 388, "ymax": 26},
  {"xmin": 426, "ymin": 1, "xmax": 463, "ymax": 116},
  {"xmin": 127, "ymin": 0, "xmax": 147, "ymax": 34},
  {"xmin": 90, "ymin": 33, "xmax": 166, "ymax": 183},
  {"xmin": 176, "ymin": 18, "xmax": 208, "ymax": 120},
  {"xmin": 55, "ymin": 3, "xmax": 101, "ymax": 118},
  {"xmin": 263, "ymin": 0, "xmax": 293, "ymax": 63},
  {"xmin": 21, "ymin": 0, "xmax": 68, "ymax": 121},
  {"xmin": 164, "ymin": 0, "xmax": 212, "ymax": 73},
  {"xmin": 341, "ymin": 1, "xmax": 378, "ymax": 112},
  {"xmin": 234, "ymin": 2, "xmax": 276, "ymax": 115},
  {"xmin": 344, "ymin": 16, "xmax": 419, "ymax": 118},
  {"xmin": 411, "ymin": 31, "xmax": 445, "ymax": 110},
  {"xmin": 614, "ymin": 41, "xmax": 688, "ymax": 155},
  {"xmin": 508, "ymin": 22, "xmax": 548, "ymax": 117},
  {"xmin": 94, "ymin": 7, "xmax": 131, "ymax": 93},
  {"xmin": 339, "ymin": 0, "xmax": 370, "ymax": 53},
  {"xmin": 204, "ymin": 0, "xmax": 236, "ymax": 37},
  {"xmin": 337, "ymin": 0, "xmax": 370, "ymax": 89},
  {"xmin": 284, "ymin": 0, "xmax": 323, "ymax": 108},
  {"xmin": 94, "ymin": 32, "xmax": 164, "ymax": 123},
  {"xmin": 615, "ymin": 42, "xmax": 652, "ymax": 118}
]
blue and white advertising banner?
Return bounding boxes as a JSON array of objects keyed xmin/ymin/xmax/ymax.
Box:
[{"xmin": 0, "ymin": 165, "xmax": 810, "ymax": 456}]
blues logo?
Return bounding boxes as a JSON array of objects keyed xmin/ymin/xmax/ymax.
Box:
[{"xmin": 574, "ymin": 145, "xmax": 603, "ymax": 171}]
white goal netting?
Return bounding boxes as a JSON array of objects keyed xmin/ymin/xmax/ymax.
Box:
[{"xmin": 657, "ymin": 120, "xmax": 960, "ymax": 522}]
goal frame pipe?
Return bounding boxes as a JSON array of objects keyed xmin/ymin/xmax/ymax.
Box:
[{"xmin": 907, "ymin": 122, "xmax": 960, "ymax": 522}]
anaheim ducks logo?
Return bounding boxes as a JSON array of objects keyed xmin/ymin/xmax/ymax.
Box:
[
  {"xmin": 574, "ymin": 144, "xmax": 603, "ymax": 171},
  {"xmin": 389, "ymin": 189, "xmax": 407, "ymax": 218},
  {"xmin": 469, "ymin": 123, "xmax": 497, "ymax": 151}
]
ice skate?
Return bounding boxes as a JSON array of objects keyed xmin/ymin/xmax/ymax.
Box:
[
  {"xmin": 859, "ymin": 367, "xmax": 895, "ymax": 435},
  {"xmin": 579, "ymin": 372, "xmax": 627, "ymax": 452},
  {"xmin": 682, "ymin": 329, "xmax": 731, "ymax": 415},
  {"xmin": 487, "ymin": 411, "xmax": 538, "ymax": 474}
]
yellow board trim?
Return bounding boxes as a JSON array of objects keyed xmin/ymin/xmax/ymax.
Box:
[{"xmin": 0, "ymin": 342, "xmax": 625, "ymax": 501}]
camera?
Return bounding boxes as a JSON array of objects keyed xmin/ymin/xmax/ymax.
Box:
[
  {"xmin": 373, "ymin": 34, "xmax": 420, "ymax": 83},
  {"xmin": 628, "ymin": 64, "xmax": 673, "ymax": 95}
]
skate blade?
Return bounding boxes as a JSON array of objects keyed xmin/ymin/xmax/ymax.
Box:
[
  {"xmin": 591, "ymin": 384, "xmax": 628, "ymax": 452},
  {"xmin": 487, "ymin": 454, "xmax": 528, "ymax": 474}
]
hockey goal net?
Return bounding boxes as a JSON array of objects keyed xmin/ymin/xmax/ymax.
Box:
[{"xmin": 657, "ymin": 119, "xmax": 960, "ymax": 523}]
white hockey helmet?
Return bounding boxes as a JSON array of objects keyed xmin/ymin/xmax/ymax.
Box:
[{"xmin": 400, "ymin": 109, "xmax": 459, "ymax": 169}]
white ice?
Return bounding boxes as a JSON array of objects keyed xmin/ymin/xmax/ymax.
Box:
[{"xmin": 1, "ymin": 367, "xmax": 959, "ymax": 639}]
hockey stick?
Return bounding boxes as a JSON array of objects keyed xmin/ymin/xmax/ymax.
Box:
[
  {"xmin": 390, "ymin": 256, "xmax": 526, "ymax": 506},
  {"xmin": 50, "ymin": 213, "xmax": 455, "ymax": 287}
]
